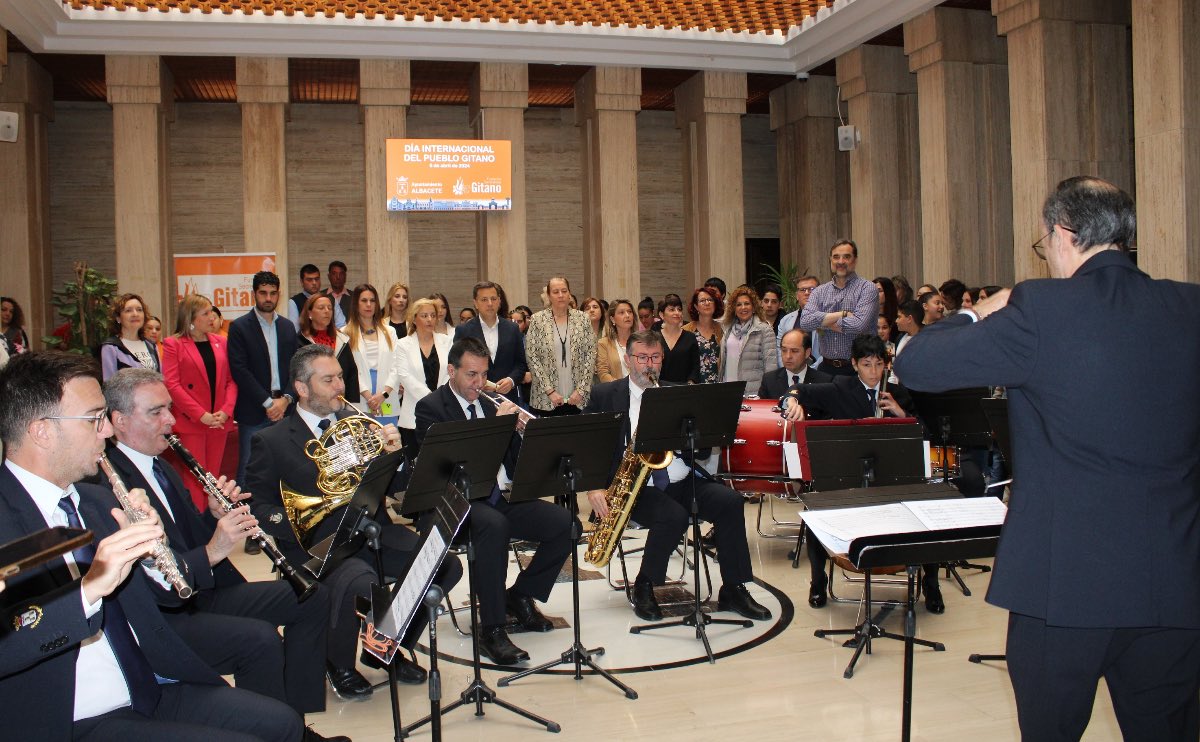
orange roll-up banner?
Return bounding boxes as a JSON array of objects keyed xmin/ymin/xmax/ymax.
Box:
[{"xmin": 174, "ymin": 253, "xmax": 277, "ymax": 320}]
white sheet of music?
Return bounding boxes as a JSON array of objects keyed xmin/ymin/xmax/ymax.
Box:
[
  {"xmin": 903, "ymin": 497, "xmax": 1008, "ymax": 531},
  {"xmin": 802, "ymin": 503, "xmax": 929, "ymax": 555},
  {"xmin": 382, "ymin": 527, "xmax": 447, "ymax": 641}
]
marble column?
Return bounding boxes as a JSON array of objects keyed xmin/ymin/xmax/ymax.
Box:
[
  {"xmin": 836, "ymin": 45, "xmax": 921, "ymax": 281},
  {"xmin": 0, "ymin": 53, "xmax": 52, "ymax": 347},
  {"xmin": 675, "ymin": 71, "xmax": 747, "ymax": 291},
  {"xmin": 993, "ymin": 0, "xmax": 1132, "ymax": 282},
  {"xmin": 360, "ymin": 60, "xmax": 411, "ymax": 288},
  {"xmin": 237, "ymin": 57, "xmax": 290, "ymax": 293},
  {"xmin": 107, "ymin": 55, "xmax": 173, "ymax": 314},
  {"xmin": 769, "ymin": 75, "xmax": 851, "ymax": 278},
  {"xmin": 905, "ymin": 6, "xmax": 1013, "ymax": 287},
  {"xmin": 1132, "ymin": 0, "xmax": 1200, "ymax": 280},
  {"xmin": 575, "ymin": 66, "xmax": 642, "ymax": 302},
  {"xmin": 470, "ymin": 63, "xmax": 528, "ymax": 305}
]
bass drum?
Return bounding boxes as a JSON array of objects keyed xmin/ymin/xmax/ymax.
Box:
[{"xmin": 720, "ymin": 398, "xmax": 791, "ymax": 495}]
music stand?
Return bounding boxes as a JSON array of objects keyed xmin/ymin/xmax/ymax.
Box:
[
  {"xmin": 847, "ymin": 527, "xmax": 1001, "ymax": 742},
  {"xmin": 969, "ymin": 397, "xmax": 1013, "ymax": 666},
  {"xmin": 908, "ymin": 388, "xmax": 995, "ymax": 591},
  {"xmin": 805, "ymin": 423, "xmax": 928, "ymax": 491},
  {"xmin": 398, "ymin": 415, "xmax": 560, "ymax": 736},
  {"xmin": 628, "ymin": 380, "xmax": 750, "ymax": 664},
  {"xmin": 496, "ymin": 412, "xmax": 637, "ymax": 698}
]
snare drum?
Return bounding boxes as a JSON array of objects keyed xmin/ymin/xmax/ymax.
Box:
[{"xmin": 720, "ymin": 398, "xmax": 790, "ymax": 495}]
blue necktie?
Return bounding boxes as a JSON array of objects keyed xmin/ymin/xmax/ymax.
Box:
[
  {"xmin": 867, "ymin": 388, "xmax": 877, "ymax": 414},
  {"xmin": 58, "ymin": 495, "xmax": 162, "ymax": 716}
]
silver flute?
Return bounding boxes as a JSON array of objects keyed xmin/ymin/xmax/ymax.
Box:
[{"xmin": 97, "ymin": 453, "xmax": 194, "ymax": 599}]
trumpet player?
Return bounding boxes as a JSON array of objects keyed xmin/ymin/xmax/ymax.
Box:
[
  {"xmin": 583, "ymin": 331, "xmax": 771, "ymax": 623},
  {"xmin": 0, "ymin": 352, "xmax": 308, "ymax": 742},
  {"xmin": 245, "ymin": 344, "xmax": 463, "ymax": 700},
  {"xmin": 413, "ymin": 338, "xmax": 575, "ymax": 666},
  {"xmin": 101, "ymin": 368, "xmax": 340, "ymax": 726}
]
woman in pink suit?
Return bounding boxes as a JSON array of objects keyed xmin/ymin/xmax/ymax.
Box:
[{"xmin": 162, "ymin": 293, "xmax": 238, "ymax": 510}]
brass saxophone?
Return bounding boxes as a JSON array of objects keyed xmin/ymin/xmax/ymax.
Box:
[
  {"xmin": 585, "ymin": 371, "xmax": 674, "ymax": 568},
  {"xmin": 97, "ymin": 453, "xmax": 194, "ymax": 599}
]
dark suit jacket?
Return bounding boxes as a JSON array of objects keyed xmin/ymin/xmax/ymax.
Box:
[
  {"xmin": 413, "ymin": 383, "xmax": 521, "ymax": 483},
  {"xmin": 452, "ymin": 317, "xmax": 528, "ymax": 400},
  {"xmin": 227, "ymin": 310, "xmax": 298, "ymax": 426},
  {"xmin": 893, "ymin": 250, "xmax": 1200, "ymax": 629},
  {"xmin": 103, "ymin": 445, "xmax": 245, "ymax": 593},
  {"xmin": 784, "ymin": 374, "xmax": 912, "ymax": 421},
  {"xmin": 0, "ymin": 467, "xmax": 222, "ymax": 740},
  {"xmin": 757, "ymin": 365, "xmax": 833, "ymax": 401}
]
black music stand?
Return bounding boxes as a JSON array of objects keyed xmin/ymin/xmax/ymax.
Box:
[
  {"xmin": 969, "ymin": 397, "xmax": 1013, "ymax": 666},
  {"xmin": 496, "ymin": 412, "xmax": 635, "ymax": 698},
  {"xmin": 628, "ymin": 380, "xmax": 749, "ymax": 664},
  {"xmin": 908, "ymin": 389, "xmax": 995, "ymax": 592},
  {"xmin": 847, "ymin": 527, "xmax": 1001, "ymax": 742},
  {"xmin": 398, "ymin": 415, "xmax": 560, "ymax": 736}
]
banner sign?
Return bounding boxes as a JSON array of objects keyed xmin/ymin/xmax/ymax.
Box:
[
  {"xmin": 174, "ymin": 253, "xmax": 277, "ymax": 320},
  {"xmin": 385, "ymin": 138, "xmax": 512, "ymax": 211}
]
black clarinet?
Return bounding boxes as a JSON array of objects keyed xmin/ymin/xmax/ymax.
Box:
[{"xmin": 165, "ymin": 435, "xmax": 318, "ymax": 603}]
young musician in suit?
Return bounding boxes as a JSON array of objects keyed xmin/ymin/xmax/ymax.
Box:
[
  {"xmin": 895, "ymin": 176, "xmax": 1200, "ymax": 741},
  {"xmin": 452, "ymin": 281, "xmax": 528, "ymax": 404},
  {"xmin": 780, "ymin": 334, "xmax": 941, "ymax": 613},
  {"xmin": 244, "ymin": 344, "xmax": 462, "ymax": 699},
  {"xmin": 757, "ymin": 329, "xmax": 833, "ymax": 400},
  {"xmin": 227, "ymin": 270, "xmax": 299, "ymax": 486},
  {"xmin": 413, "ymin": 337, "xmax": 575, "ymax": 666},
  {"xmin": 102, "ymin": 368, "xmax": 334, "ymax": 717},
  {"xmin": 582, "ymin": 331, "xmax": 772, "ymax": 623},
  {"xmin": 0, "ymin": 351, "xmax": 309, "ymax": 742}
]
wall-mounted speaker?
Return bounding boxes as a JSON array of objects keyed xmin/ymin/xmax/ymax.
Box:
[{"xmin": 0, "ymin": 111, "xmax": 18, "ymax": 143}]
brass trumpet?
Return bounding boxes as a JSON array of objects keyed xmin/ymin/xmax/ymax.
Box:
[{"xmin": 479, "ymin": 389, "xmax": 538, "ymax": 424}]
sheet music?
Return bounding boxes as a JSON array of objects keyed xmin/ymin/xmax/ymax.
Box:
[
  {"xmin": 380, "ymin": 527, "xmax": 447, "ymax": 641},
  {"xmin": 903, "ymin": 497, "xmax": 1008, "ymax": 531},
  {"xmin": 801, "ymin": 503, "xmax": 929, "ymax": 555},
  {"xmin": 783, "ymin": 440, "xmax": 803, "ymax": 479}
]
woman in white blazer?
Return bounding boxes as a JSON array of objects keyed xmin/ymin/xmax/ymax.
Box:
[
  {"xmin": 343, "ymin": 284, "xmax": 401, "ymax": 425},
  {"xmin": 393, "ymin": 297, "xmax": 453, "ymax": 447}
]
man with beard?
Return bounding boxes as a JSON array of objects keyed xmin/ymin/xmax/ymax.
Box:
[{"xmin": 797, "ymin": 240, "xmax": 879, "ymax": 376}]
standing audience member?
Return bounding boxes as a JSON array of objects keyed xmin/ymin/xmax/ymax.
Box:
[
  {"xmin": 657, "ymin": 293, "xmax": 700, "ymax": 384},
  {"xmin": 161, "ymin": 293, "xmax": 237, "ymax": 511},
  {"xmin": 797, "ymin": 239, "xmax": 879, "ymax": 377},
  {"xmin": 210, "ymin": 306, "xmax": 228, "ymax": 337},
  {"xmin": 100, "ymin": 293, "xmax": 160, "ymax": 379},
  {"xmin": 454, "ymin": 281, "xmax": 528, "ymax": 403},
  {"xmin": 776, "ymin": 275, "xmax": 821, "ymax": 366},
  {"xmin": 720, "ymin": 286, "xmax": 778, "ymax": 396},
  {"xmin": 227, "ymin": 271, "xmax": 297, "ymax": 487},
  {"xmin": 581, "ymin": 297, "xmax": 605, "ymax": 339},
  {"xmin": 458, "ymin": 307, "xmax": 476, "ymax": 325},
  {"xmin": 287, "ymin": 263, "xmax": 322, "ymax": 330},
  {"xmin": 430, "ymin": 292, "xmax": 454, "ymax": 335},
  {"xmin": 296, "ymin": 293, "xmax": 360, "ymax": 403},
  {"xmin": 1, "ymin": 296, "xmax": 30, "ymax": 354},
  {"xmin": 526, "ymin": 276, "xmax": 595, "ymax": 416},
  {"xmin": 892, "ymin": 275, "xmax": 914, "ymax": 305},
  {"xmin": 342, "ymin": 284, "xmax": 400, "ymax": 424},
  {"xmin": 704, "ymin": 276, "xmax": 728, "ymax": 301},
  {"xmin": 874, "ymin": 276, "xmax": 899, "ymax": 341},
  {"xmin": 636, "ymin": 296, "xmax": 656, "ymax": 331},
  {"xmin": 143, "ymin": 315, "xmax": 164, "ymax": 355},
  {"xmin": 919, "ymin": 291, "xmax": 946, "ymax": 326},
  {"xmin": 597, "ymin": 299, "xmax": 637, "ymax": 383},
  {"xmin": 759, "ymin": 284, "xmax": 784, "ymax": 335},
  {"xmin": 684, "ymin": 287, "xmax": 724, "ymax": 385},
  {"xmin": 939, "ymin": 278, "xmax": 968, "ymax": 314},
  {"xmin": 394, "ymin": 297, "xmax": 453, "ymax": 448},
  {"xmin": 324, "ymin": 261, "xmax": 352, "ymax": 328},
  {"xmin": 385, "ymin": 282, "xmax": 410, "ymax": 339}
]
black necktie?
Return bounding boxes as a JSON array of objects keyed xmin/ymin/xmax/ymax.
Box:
[
  {"xmin": 791, "ymin": 374, "xmax": 800, "ymax": 387},
  {"xmin": 867, "ymin": 388, "xmax": 877, "ymax": 412},
  {"xmin": 151, "ymin": 459, "xmax": 197, "ymax": 546},
  {"xmin": 468, "ymin": 404, "xmax": 478, "ymax": 419},
  {"xmin": 58, "ymin": 495, "xmax": 162, "ymax": 715},
  {"xmin": 318, "ymin": 418, "xmax": 332, "ymax": 434}
]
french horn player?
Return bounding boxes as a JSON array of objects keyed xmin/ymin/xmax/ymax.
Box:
[
  {"xmin": 243, "ymin": 344, "xmax": 462, "ymax": 701},
  {"xmin": 582, "ymin": 330, "xmax": 772, "ymax": 623}
]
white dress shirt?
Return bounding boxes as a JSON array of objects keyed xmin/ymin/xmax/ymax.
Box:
[
  {"xmin": 480, "ymin": 316, "xmax": 500, "ymax": 361},
  {"xmin": 627, "ymin": 378, "xmax": 691, "ymax": 484}
]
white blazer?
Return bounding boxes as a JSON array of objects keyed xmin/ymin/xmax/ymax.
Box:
[
  {"xmin": 349, "ymin": 325, "xmax": 401, "ymax": 408},
  {"xmin": 393, "ymin": 332, "xmax": 453, "ymax": 429}
]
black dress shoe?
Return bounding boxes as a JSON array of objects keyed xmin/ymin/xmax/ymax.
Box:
[
  {"xmin": 924, "ymin": 579, "xmax": 945, "ymax": 614},
  {"xmin": 506, "ymin": 587, "xmax": 553, "ymax": 632},
  {"xmin": 478, "ymin": 625, "xmax": 530, "ymax": 665},
  {"xmin": 717, "ymin": 583, "xmax": 772, "ymax": 621},
  {"xmin": 326, "ymin": 664, "xmax": 373, "ymax": 701},
  {"xmin": 631, "ymin": 577, "xmax": 663, "ymax": 622},
  {"xmin": 360, "ymin": 649, "xmax": 427, "ymax": 684},
  {"xmin": 304, "ymin": 726, "xmax": 352, "ymax": 742},
  {"xmin": 808, "ymin": 577, "xmax": 828, "ymax": 609}
]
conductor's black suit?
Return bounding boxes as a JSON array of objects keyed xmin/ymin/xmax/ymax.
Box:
[{"xmin": 894, "ymin": 250, "xmax": 1200, "ymax": 741}]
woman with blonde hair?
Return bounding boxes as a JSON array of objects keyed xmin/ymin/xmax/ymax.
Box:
[
  {"xmin": 343, "ymin": 283, "xmax": 400, "ymax": 424},
  {"xmin": 385, "ymin": 281, "xmax": 410, "ymax": 339},
  {"xmin": 720, "ymin": 286, "xmax": 778, "ymax": 397},
  {"xmin": 394, "ymin": 297, "xmax": 453, "ymax": 447},
  {"xmin": 525, "ymin": 276, "xmax": 595, "ymax": 415},
  {"xmin": 99, "ymin": 292, "xmax": 160, "ymax": 379},
  {"xmin": 596, "ymin": 299, "xmax": 636, "ymax": 383},
  {"xmin": 161, "ymin": 292, "xmax": 237, "ymax": 510}
]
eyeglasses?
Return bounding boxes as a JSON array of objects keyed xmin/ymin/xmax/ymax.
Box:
[
  {"xmin": 1031, "ymin": 225, "xmax": 1077, "ymax": 261},
  {"xmin": 629, "ymin": 353, "xmax": 663, "ymax": 364},
  {"xmin": 42, "ymin": 408, "xmax": 109, "ymax": 433},
  {"xmin": 796, "ymin": 287, "xmax": 815, "ymax": 294}
]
